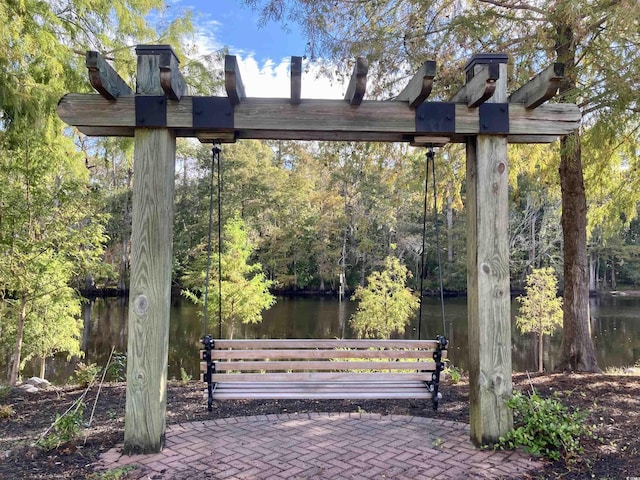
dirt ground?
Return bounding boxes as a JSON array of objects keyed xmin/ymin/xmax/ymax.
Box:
[{"xmin": 1, "ymin": 373, "xmax": 639, "ymax": 479}]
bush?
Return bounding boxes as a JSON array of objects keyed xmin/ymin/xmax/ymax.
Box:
[
  {"xmin": 73, "ymin": 362, "xmax": 100, "ymax": 387},
  {"xmin": 496, "ymin": 390, "xmax": 593, "ymax": 461},
  {"xmin": 37, "ymin": 403, "xmax": 85, "ymax": 450},
  {"xmin": 0, "ymin": 404, "xmax": 15, "ymax": 418}
]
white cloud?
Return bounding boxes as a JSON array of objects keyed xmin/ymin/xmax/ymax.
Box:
[{"xmin": 237, "ymin": 56, "xmax": 344, "ymax": 100}]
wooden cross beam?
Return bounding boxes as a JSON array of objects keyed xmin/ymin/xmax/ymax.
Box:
[
  {"xmin": 344, "ymin": 57, "xmax": 368, "ymax": 105},
  {"xmin": 58, "ymin": 94, "xmax": 580, "ymax": 143},
  {"xmin": 159, "ymin": 49, "xmax": 187, "ymax": 101},
  {"xmin": 396, "ymin": 60, "xmax": 437, "ymax": 108},
  {"xmin": 509, "ymin": 63, "xmax": 565, "ymax": 109},
  {"xmin": 86, "ymin": 51, "xmax": 133, "ymax": 100},
  {"xmin": 449, "ymin": 63, "xmax": 499, "ymax": 107},
  {"xmin": 225, "ymin": 55, "xmax": 245, "ymax": 105},
  {"xmin": 290, "ymin": 56, "xmax": 302, "ymax": 105}
]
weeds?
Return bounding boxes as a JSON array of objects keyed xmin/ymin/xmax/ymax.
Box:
[{"xmin": 496, "ymin": 389, "xmax": 593, "ymax": 461}]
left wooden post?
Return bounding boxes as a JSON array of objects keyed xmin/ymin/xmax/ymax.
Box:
[{"xmin": 124, "ymin": 45, "xmax": 178, "ymax": 453}]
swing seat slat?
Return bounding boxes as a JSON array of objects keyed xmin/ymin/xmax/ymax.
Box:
[{"xmin": 200, "ymin": 338, "xmax": 447, "ymax": 407}]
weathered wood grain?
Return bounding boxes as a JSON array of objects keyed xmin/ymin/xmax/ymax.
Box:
[
  {"xmin": 225, "ymin": 55, "xmax": 245, "ymax": 105},
  {"xmin": 124, "ymin": 45, "xmax": 176, "ymax": 455},
  {"xmin": 210, "ymin": 339, "xmax": 440, "ymax": 349},
  {"xmin": 123, "ymin": 129, "xmax": 175, "ymax": 454},
  {"xmin": 85, "ymin": 51, "xmax": 133, "ymax": 100},
  {"xmin": 396, "ymin": 60, "xmax": 437, "ymax": 108},
  {"xmin": 509, "ymin": 63, "xmax": 564, "ymax": 109},
  {"xmin": 57, "ymin": 94, "xmax": 581, "ymax": 142},
  {"xmin": 450, "ymin": 63, "xmax": 499, "ymax": 107},
  {"xmin": 159, "ymin": 50, "xmax": 187, "ymax": 101},
  {"xmin": 290, "ymin": 56, "xmax": 302, "ymax": 105},
  {"xmin": 466, "ymin": 61, "xmax": 513, "ymax": 446},
  {"xmin": 344, "ymin": 57, "xmax": 368, "ymax": 105}
]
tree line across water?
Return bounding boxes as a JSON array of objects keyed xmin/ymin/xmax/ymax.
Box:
[{"xmin": 1, "ymin": 0, "xmax": 640, "ymax": 383}]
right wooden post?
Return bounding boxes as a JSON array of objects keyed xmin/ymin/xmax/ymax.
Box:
[{"xmin": 465, "ymin": 54, "xmax": 514, "ymax": 445}]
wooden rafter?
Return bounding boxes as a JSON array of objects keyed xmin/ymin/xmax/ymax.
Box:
[
  {"xmin": 290, "ymin": 56, "xmax": 302, "ymax": 105},
  {"xmin": 450, "ymin": 63, "xmax": 499, "ymax": 107},
  {"xmin": 85, "ymin": 51, "xmax": 132, "ymax": 100},
  {"xmin": 344, "ymin": 57, "xmax": 368, "ymax": 106},
  {"xmin": 509, "ymin": 63, "xmax": 565, "ymax": 109},
  {"xmin": 396, "ymin": 60, "xmax": 437, "ymax": 108},
  {"xmin": 159, "ymin": 50, "xmax": 187, "ymax": 101},
  {"xmin": 225, "ymin": 55, "xmax": 245, "ymax": 105}
]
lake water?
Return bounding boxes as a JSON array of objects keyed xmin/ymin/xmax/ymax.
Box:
[{"xmin": 30, "ymin": 295, "xmax": 640, "ymax": 384}]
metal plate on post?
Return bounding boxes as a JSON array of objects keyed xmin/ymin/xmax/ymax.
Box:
[
  {"xmin": 135, "ymin": 96, "xmax": 167, "ymax": 127},
  {"xmin": 193, "ymin": 97, "xmax": 234, "ymax": 129},
  {"xmin": 479, "ymin": 103, "xmax": 509, "ymax": 134},
  {"xmin": 415, "ymin": 102, "xmax": 455, "ymax": 134}
]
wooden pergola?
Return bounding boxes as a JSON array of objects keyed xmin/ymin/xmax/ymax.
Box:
[{"xmin": 58, "ymin": 45, "xmax": 580, "ymax": 453}]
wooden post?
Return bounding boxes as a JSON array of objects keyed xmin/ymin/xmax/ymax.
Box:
[
  {"xmin": 465, "ymin": 54, "xmax": 513, "ymax": 445},
  {"xmin": 124, "ymin": 45, "xmax": 177, "ymax": 453}
]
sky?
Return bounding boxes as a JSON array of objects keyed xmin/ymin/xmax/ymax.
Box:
[{"xmin": 168, "ymin": 0, "xmax": 345, "ymax": 99}]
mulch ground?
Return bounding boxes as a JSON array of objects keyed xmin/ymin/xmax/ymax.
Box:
[{"xmin": 0, "ymin": 373, "xmax": 638, "ymax": 479}]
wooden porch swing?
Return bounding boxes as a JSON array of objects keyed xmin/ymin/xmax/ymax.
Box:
[
  {"xmin": 58, "ymin": 45, "xmax": 579, "ymax": 452},
  {"xmin": 198, "ymin": 143, "xmax": 447, "ymax": 411}
]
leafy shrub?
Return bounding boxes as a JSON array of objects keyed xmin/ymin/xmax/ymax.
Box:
[
  {"xmin": 180, "ymin": 367, "xmax": 192, "ymax": 383},
  {"xmin": 0, "ymin": 404, "xmax": 15, "ymax": 418},
  {"xmin": 497, "ymin": 390, "xmax": 593, "ymax": 461},
  {"xmin": 38, "ymin": 403, "xmax": 85, "ymax": 450},
  {"xmin": 106, "ymin": 352, "xmax": 127, "ymax": 381},
  {"xmin": 73, "ymin": 362, "xmax": 100, "ymax": 387},
  {"xmin": 0, "ymin": 385, "xmax": 11, "ymax": 400},
  {"xmin": 444, "ymin": 363, "xmax": 461, "ymax": 384}
]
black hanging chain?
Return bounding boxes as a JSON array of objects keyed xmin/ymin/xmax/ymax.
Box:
[
  {"xmin": 430, "ymin": 148, "xmax": 447, "ymax": 338},
  {"xmin": 215, "ymin": 144, "xmax": 223, "ymax": 340},
  {"xmin": 417, "ymin": 148, "xmax": 431, "ymax": 341}
]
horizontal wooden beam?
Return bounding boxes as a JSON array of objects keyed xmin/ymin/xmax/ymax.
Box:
[
  {"xmin": 396, "ymin": 60, "xmax": 437, "ymax": 108},
  {"xmin": 225, "ymin": 55, "xmax": 245, "ymax": 105},
  {"xmin": 290, "ymin": 56, "xmax": 302, "ymax": 105},
  {"xmin": 509, "ymin": 63, "xmax": 565, "ymax": 109},
  {"xmin": 58, "ymin": 94, "xmax": 580, "ymax": 143},
  {"xmin": 344, "ymin": 57, "xmax": 368, "ymax": 106},
  {"xmin": 159, "ymin": 50, "xmax": 187, "ymax": 101},
  {"xmin": 450, "ymin": 63, "xmax": 499, "ymax": 107},
  {"xmin": 86, "ymin": 51, "xmax": 133, "ymax": 100}
]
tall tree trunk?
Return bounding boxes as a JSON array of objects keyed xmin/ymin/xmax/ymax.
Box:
[
  {"xmin": 9, "ymin": 294, "xmax": 28, "ymax": 385},
  {"xmin": 589, "ymin": 253, "xmax": 597, "ymax": 291},
  {"xmin": 538, "ymin": 333, "xmax": 544, "ymax": 373},
  {"xmin": 556, "ymin": 22, "xmax": 601, "ymax": 373},
  {"xmin": 446, "ymin": 187, "xmax": 454, "ymax": 263},
  {"xmin": 39, "ymin": 357, "xmax": 46, "ymax": 379}
]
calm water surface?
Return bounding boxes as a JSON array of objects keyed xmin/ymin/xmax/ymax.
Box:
[{"xmin": 34, "ymin": 295, "xmax": 640, "ymax": 384}]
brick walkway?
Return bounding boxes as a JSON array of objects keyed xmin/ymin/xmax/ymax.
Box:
[{"xmin": 95, "ymin": 414, "xmax": 543, "ymax": 479}]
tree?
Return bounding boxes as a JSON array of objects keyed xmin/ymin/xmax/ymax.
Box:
[
  {"xmin": 349, "ymin": 255, "xmax": 419, "ymax": 339},
  {"xmin": 516, "ymin": 268, "xmax": 563, "ymax": 373},
  {"xmin": 244, "ymin": 0, "xmax": 640, "ymax": 372},
  {"xmin": 182, "ymin": 213, "xmax": 276, "ymax": 339}
]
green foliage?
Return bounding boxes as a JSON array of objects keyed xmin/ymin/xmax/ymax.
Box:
[
  {"xmin": 349, "ymin": 256, "xmax": 419, "ymax": 339},
  {"xmin": 87, "ymin": 466, "xmax": 137, "ymax": 480},
  {"xmin": 497, "ymin": 390, "xmax": 593, "ymax": 462},
  {"xmin": 37, "ymin": 402, "xmax": 85, "ymax": 450},
  {"xmin": 444, "ymin": 363, "xmax": 461, "ymax": 384},
  {"xmin": 0, "ymin": 385, "xmax": 11, "ymax": 400},
  {"xmin": 73, "ymin": 363, "xmax": 100, "ymax": 387},
  {"xmin": 0, "ymin": 404, "xmax": 15, "ymax": 418},
  {"xmin": 180, "ymin": 367, "xmax": 192, "ymax": 383},
  {"xmin": 516, "ymin": 268, "xmax": 563, "ymax": 336},
  {"xmin": 106, "ymin": 352, "xmax": 127, "ymax": 382},
  {"xmin": 182, "ymin": 213, "xmax": 276, "ymax": 337}
]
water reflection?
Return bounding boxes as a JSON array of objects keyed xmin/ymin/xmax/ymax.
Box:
[{"xmin": 25, "ymin": 295, "xmax": 640, "ymax": 384}]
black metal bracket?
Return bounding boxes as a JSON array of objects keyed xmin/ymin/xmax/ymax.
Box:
[
  {"xmin": 135, "ymin": 96, "xmax": 167, "ymax": 127},
  {"xmin": 201, "ymin": 335, "xmax": 215, "ymax": 412},
  {"xmin": 426, "ymin": 335, "xmax": 448, "ymax": 410},
  {"xmin": 479, "ymin": 103, "xmax": 509, "ymax": 134},
  {"xmin": 193, "ymin": 97, "xmax": 234, "ymax": 130},
  {"xmin": 415, "ymin": 102, "xmax": 456, "ymax": 134}
]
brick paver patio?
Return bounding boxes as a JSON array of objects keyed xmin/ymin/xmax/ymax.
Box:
[{"xmin": 95, "ymin": 413, "xmax": 544, "ymax": 479}]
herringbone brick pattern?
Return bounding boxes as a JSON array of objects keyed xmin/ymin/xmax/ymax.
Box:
[{"xmin": 95, "ymin": 414, "xmax": 543, "ymax": 479}]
